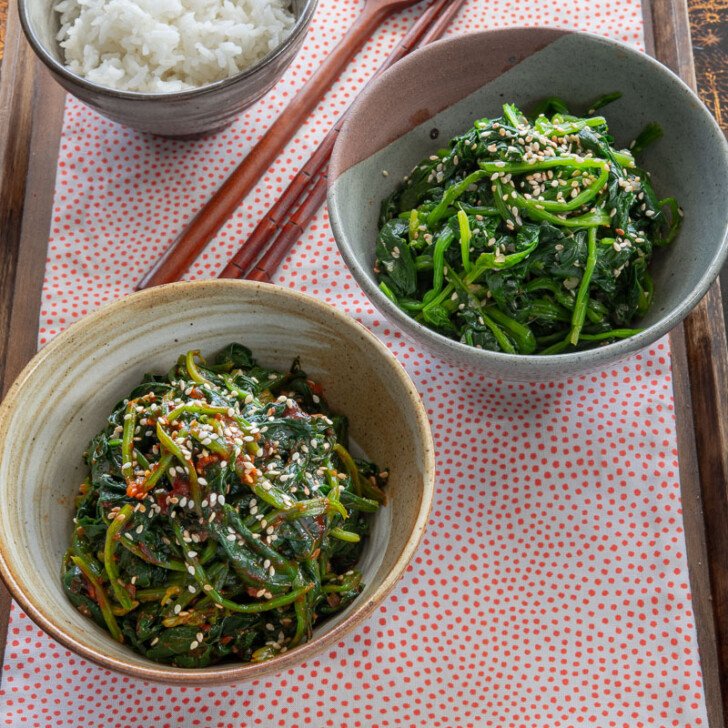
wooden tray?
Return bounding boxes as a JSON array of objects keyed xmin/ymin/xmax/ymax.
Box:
[{"xmin": 1, "ymin": 0, "xmax": 727, "ymax": 723}]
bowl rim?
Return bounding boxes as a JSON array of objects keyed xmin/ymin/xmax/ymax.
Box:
[
  {"xmin": 328, "ymin": 26, "xmax": 728, "ymax": 373},
  {"xmin": 0, "ymin": 279, "xmax": 436, "ymax": 684},
  {"xmin": 17, "ymin": 0, "xmax": 319, "ymax": 100}
]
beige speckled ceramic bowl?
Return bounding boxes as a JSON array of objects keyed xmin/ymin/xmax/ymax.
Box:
[{"xmin": 0, "ymin": 280, "xmax": 434, "ymax": 684}]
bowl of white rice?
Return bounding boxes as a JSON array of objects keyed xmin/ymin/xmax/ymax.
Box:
[{"xmin": 18, "ymin": 0, "xmax": 318, "ymax": 137}]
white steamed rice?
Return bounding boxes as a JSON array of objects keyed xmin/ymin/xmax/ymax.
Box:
[{"xmin": 54, "ymin": 0, "xmax": 296, "ymax": 93}]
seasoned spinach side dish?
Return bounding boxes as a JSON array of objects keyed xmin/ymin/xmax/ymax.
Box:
[
  {"xmin": 375, "ymin": 97, "xmax": 681, "ymax": 355},
  {"xmin": 62, "ymin": 344, "xmax": 387, "ymax": 667}
]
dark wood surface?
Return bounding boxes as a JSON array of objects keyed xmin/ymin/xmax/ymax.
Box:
[
  {"xmin": 688, "ymin": 1, "xmax": 728, "ymax": 324},
  {"xmin": 689, "ymin": 0, "xmax": 728, "ymax": 133},
  {"xmin": 1, "ymin": 2, "xmax": 728, "ymax": 725}
]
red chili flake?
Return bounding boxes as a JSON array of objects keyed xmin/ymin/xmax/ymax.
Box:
[
  {"xmin": 282, "ymin": 400, "xmax": 307, "ymax": 420},
  {"xmin": 157, "ymin": 476, "xmax": 191, "ymax": 514},
  {"xmin": 196, "ymin": 454, "xmax": 221, "ymax": 472},
  {"xmin": 127, "ymin": 479, "xmax": 148, "ymax": 500},
  {"xmin": 136, "ymin": 541, "xmax": 162, "ymax": 563}
]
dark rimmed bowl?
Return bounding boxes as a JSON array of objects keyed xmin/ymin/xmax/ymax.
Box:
[
  {"xmin": 0, "ymin": 280, "xmax": 435, "ymax": 684},
  {"xmin": 328, "ymin": 27, "xmax": 728, "ymax": 381},
  {"xmin": 18, "ymin": 0, "xmax": 318, "ymax": 137}
]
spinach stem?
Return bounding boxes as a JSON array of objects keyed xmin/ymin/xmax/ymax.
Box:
[
  {"xmin": 569, "ymin": 227, "xmax": 598, "ymax": 345},
  {"xmin": 72, "ymin": 555, "xmax": 124, "ymax": 643}
]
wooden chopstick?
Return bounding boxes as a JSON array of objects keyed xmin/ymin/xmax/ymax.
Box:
[
  {"xmin": 245, "ymin": 173, "xmax": 329, "ymax": 283},
  {"xmin": 136, "ymin": 0, "xmax": 423, "ymax": 290},
  {"xmin": 218, "ymin": 135, "xmax": 335, "ymax": 279},
  {"xmin": 220, "ymin": 0, "xmax": 465, "ymax": 282}
]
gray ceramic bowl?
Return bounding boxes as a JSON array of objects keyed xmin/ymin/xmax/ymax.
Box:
[
  {"xmin": 0, "ymin": 280, "xmax": 434, "ymax": 683},
  {"xmin": 18, "ymin": 0, "xmax": 318, "ymax": 137},
  {"xmin": 328, "ymin": 28, "xmax": 728, "ymax": 381}
]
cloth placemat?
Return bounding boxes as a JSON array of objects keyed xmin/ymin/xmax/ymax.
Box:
[{"xmin": 1, "ymin": 1, "xmax": 708, "ymax": 726}]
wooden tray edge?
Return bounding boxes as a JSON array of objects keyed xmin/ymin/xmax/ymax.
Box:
[
  {"xmin": 651, "ymin": 0, "xmax": 728, "ymax": 721},
  {"xmin": 0, "ymin": 0, "xmax": 66, "ymax": 673}
]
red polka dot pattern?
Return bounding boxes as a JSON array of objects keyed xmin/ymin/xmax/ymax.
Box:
[{"xmin": 3, "ymin": 2, "xmax": 707, "ymax": 726}]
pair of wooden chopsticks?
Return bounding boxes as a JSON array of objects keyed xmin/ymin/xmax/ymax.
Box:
[{"xmin": 137, "ymin": 0, "xmax": 465, "ymax": 289}]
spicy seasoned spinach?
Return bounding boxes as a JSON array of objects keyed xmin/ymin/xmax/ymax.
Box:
[{"xmin": 62, "ymin": 345, "xmax": 387, "ymax": 667}]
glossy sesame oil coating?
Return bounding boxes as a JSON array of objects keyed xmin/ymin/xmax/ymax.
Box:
[{"xmin": 375, "ymin": 97, "xmax": 681, "ymax": 355}]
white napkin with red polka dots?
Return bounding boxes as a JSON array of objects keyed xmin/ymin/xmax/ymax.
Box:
[{"xmin": 2, "ymin": 2, "xmax": 709, "ymax": 726}]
